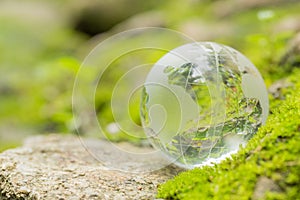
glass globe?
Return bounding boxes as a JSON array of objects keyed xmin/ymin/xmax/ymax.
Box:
[{"xmin": 140, "ymin": 42, "xmax": 269, "ymax": 169}]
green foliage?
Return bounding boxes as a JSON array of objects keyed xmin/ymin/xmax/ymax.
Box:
[
  {"xmin": 157, "ymin": 69, "xmax": 300, "ymax": 200},
  {"xmin": 0, "ymin": 8, "xmax": 86, "ymax": 145},
  {"xmin": 0, "ymin": 56, "xmax": 81, "ymax": 132},
  {"xmin": 1, "ymin": 0, "xmax": 300, "ymax": 152},
  {"xmin": 244, "ymin": 31, "xmax": 294, "ymax": 83},
  {"xmin": 0, "ymin": 141, "xmax": 19, "ymax": 153}
]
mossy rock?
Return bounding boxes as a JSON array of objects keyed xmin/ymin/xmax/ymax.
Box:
[{"xmin": 157, "ymin": 69, "xmax": 300, "ymax": 200}]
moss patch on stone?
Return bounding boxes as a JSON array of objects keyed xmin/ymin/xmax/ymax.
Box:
[{"xmin": 157, "ymin": 69, "xmax": 300, "ymax": 200}]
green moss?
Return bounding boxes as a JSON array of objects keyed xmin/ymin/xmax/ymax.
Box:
[{"xmin": 157, "ymin": 69, "xmax": 300, "ymax": 200}]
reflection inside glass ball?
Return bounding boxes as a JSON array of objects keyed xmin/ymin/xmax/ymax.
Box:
[{"xmin": 140, "ymin": 42, "xmax": 269, "ymax": 169}]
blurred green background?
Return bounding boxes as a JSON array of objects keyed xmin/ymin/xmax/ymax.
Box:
[{"xmin": 1, "ymin": 0, "xmax": 300, "ymax": 151}]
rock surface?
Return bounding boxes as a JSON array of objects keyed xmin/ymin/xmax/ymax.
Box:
[
  {"xmin": 252, "ymin": 176, "xmax": 282, "ymax": 200},
  {"xmin": 0, "ymin": 134, "xmax": 183, "ymax": 200}
]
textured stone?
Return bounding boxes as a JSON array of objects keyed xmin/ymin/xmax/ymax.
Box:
[
  {"xmin": 252, "ymin": 176, "xmax": 282, "ymax": 200},
  {"xmin": 0, "ymin": 134, "xmax": 182, "ymax": 200}
]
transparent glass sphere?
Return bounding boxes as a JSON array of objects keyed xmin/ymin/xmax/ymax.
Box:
[{"xmin": 140, "ymin": 42, "xmax": 269, "ymax": 169}]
